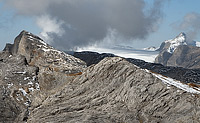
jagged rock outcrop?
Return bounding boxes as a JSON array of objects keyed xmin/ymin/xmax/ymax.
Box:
[
  {"xmin": 0, "ymin": 52, "xmax": 39, "ymax": 122},
  {"xmin": 3, "ymin": 31, "xmax": 86, "ymax": 92},
  {"xmin": 0, "ymin": 31, "xmax": 86, "ymax": 122},
  {"xmin": 5, "ymin": 31, "xmax": 86, "ymax": 71}
]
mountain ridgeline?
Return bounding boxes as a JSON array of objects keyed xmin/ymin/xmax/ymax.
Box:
[
  {"xmin": 1, "ymin": 31, "xmax": 200, "ymax": 122},
  {"xmin": 73, "ymin": 51, "xmax": 200, "ymax": 84},
  {"xmin": 155, "ymin": 32, "xmax": 200, "ymax": 69}
]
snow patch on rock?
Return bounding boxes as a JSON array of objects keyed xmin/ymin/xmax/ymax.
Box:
[
  {"xmin": 145, "ymin": 69, "xmax": 200, "ymax": 94},
  {"xmin": 164, "ymin": 33, "xmax": 187, "ymax": 53}
]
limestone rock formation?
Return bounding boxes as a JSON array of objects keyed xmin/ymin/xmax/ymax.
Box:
[
  {"xmin": 0, "ymin": 31, "xmax": 86, "ymax": 122},
  {"xmin": 0, "ymin": 52, "xmax": 39, "ymax": 122},
  {"xmin": 1, "ymin": 31, "xmax": 200, "ymax": 122},
  {"xmin": 27, "ymin": 57, "xmax": 200, "ymax": 123}
]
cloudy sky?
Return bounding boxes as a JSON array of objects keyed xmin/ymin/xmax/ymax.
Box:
[{"xmin": 0, "ymin": 0, "xmax": 200, "ymax": 50}]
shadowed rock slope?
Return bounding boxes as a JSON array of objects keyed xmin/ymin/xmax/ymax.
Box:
[
  {"xmin": 156, "ymin": 45, "xmax": 200, "ymax": 69},
  {"xmin": 73, "ymin": 51, "xmax": 116, "ymax": 66}
]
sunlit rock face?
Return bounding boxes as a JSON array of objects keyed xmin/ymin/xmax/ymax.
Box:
[{"xmin": 0, "ymin": 31, "xmax": 86, "ymax": 122}]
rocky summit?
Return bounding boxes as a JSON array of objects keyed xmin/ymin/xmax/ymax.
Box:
[
  {"xmin": 155, "ymin": 32, "xmax": 200, "ymax": 69},
  {"xmin": 1, "ymin": 31, "xmax": 200, "ymax": 122},
  {"xmin": 0, "ymin": 31, "xmax": 86, "ymax": 122}
]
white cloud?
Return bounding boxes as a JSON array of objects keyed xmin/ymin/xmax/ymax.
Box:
[{"xmin": 36, "ymin": 15, "xmax": 64, "ymax": 44}]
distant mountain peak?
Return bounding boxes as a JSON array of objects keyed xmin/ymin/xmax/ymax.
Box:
[
  {"xmin": 21, "ymin": 30, "xmax": 29, "ymax": 34},
  {"xmin": 163, "ymin": 32, "xmax": 187, "ymax": 53},
  {"xmin": 3, "ymin": 30, "xmax": 86, "ymax": 70},
  {"xmin": 155, "ymin": 32, "xmax": 200, "ymax": 68},
  {"xmin": 177, "ymin": 32, "xmax": 186, "ymax": 38},
  {"xmin": 143, "ymin": 46, "xmax": 158, "ymax": 51},
  {"xmin": 165, "ymin": 32, "xmax": 186, "ymax": 43}
]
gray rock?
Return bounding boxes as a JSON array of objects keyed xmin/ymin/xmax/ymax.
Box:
[
  {"xmin": 1, "ymin": 31, "xmax": 200, "ymax": 123},
  {"xmin": 167, "ymin": 45, "xmax": 200, "ymax": 69},
  {"xmin": 0, "ymin": 82, "xmax": 21, "ymax": 122},
  {"xmin": 0, "ymin": 31, "xmax": 86, "ymax": 122},
  {"xmin": 155, "ymin": 50, "xmax": 172, "ymax": 66},
  {"xmin": 28, "ymin": 57, "xmax": 200, "ymax": 123}
]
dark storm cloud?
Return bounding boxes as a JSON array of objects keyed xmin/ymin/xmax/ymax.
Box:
[{"xmin": 3, "ymin": 0, "xmax": 165, "ymax": 49}]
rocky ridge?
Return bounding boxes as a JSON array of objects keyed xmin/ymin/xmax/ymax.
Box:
[
  {"xmin": 73, "ymin": 51, "xmax": 200, "ymax": 84},
  {"xmin": 27, "ymin": 57, "xmax": 200, "ymax": 123},
  {"xmin": 0, "ymin": 31, "xmax": 86, "ymax": 122},
  {"xmin": 1, "ymin": 31, "xmax": 200, "ymax": 122}
]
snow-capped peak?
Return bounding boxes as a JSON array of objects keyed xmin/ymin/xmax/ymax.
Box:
[
  {"xmin": 164, "ymin": 32, "xmax": 187, "ymax": 53},
  {"xmin": 176, "ymin": 32, "xmax": 186, "ymax": 39}
]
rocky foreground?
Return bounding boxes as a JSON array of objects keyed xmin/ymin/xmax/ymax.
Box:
[{"xmin": 1, "ymin": 31, "xmax": 200, "ymax": 122}]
